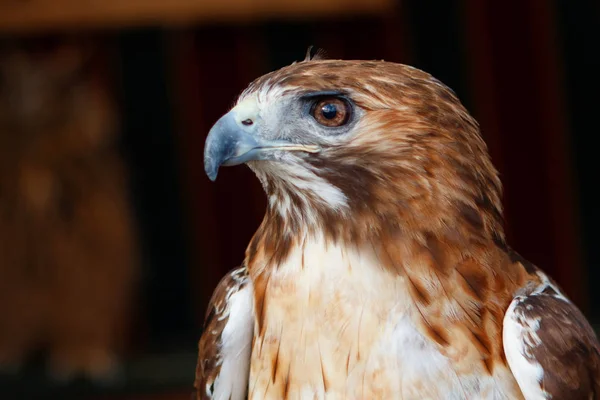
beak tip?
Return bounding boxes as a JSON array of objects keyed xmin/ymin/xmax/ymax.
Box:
[{"xmin": 204, "ymin": 160, "xmax": 219, "ymax": 182}]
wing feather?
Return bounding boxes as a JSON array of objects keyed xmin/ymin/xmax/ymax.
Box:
[
  {"xmin": 503, "ymin": 284, "xmax": 600, "ymax": 399},
  {"xmin": 195, "ymin": 266, "xmax": 254, "ymax": 400}
]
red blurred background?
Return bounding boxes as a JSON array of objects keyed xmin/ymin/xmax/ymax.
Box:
[{"xmin": 1, "ymin": 0, "xmax": 598, "ymax": 399}]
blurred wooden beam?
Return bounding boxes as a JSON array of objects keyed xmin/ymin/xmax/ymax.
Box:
[{"xmin": 0, "ymin": 0, "xmax": 393, "ymax": 33}]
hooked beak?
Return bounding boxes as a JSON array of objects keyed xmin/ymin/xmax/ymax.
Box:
[{"xmin": 203, "ymin": 106, "xmax": 319, "ymax": 181}]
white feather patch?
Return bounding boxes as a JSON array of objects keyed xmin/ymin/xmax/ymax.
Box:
[
  {"xmin": 259, "ymin": 162, "xmax": 349, "ymax": 223},
  {"xmin": 211, "ymin": 280, "xmax": 254, "ymax": 400},
  {"xmin": 503, "ymin": 296, "xmax": 549, "ymax": 400}
]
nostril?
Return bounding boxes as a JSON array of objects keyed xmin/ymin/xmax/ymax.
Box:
[{"xmin": 241, "ymin": 119, "xmax": 253, "ymax": 126}]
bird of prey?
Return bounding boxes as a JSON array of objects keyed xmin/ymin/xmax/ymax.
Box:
[{"xmin": 196, "ymin": 54, "xmax": 600, "ymax": 399}]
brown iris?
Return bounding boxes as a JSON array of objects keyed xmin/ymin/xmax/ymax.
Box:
[{"xmin": 311, "ymin": 97, "xmax": 350, "ymax": 127}]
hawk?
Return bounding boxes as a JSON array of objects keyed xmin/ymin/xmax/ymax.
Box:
[{"xmin": 196, "ymin": 56, "xmax": 600, "ymax": 399}]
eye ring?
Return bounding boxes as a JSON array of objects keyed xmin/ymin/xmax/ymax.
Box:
[{"xmin": 310, "ymin": 97, "xmax": 351, "ymax": 127}]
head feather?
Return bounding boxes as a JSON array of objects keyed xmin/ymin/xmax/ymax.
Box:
[
  {"xmin": 241, "ymin": 60, "xmax": 505, "ymax": 261},
  {"xmin": 303, "ymin": 46, "xmax": 328, "ymax": 62}
]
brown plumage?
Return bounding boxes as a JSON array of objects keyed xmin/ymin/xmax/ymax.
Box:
[
  {"xmin": 197, "ymin": 57, "xmax": 600, "ymax": 399},
  {"xmin": 508, "ymin": 288, "xmax": 600, "ymax": 398}
]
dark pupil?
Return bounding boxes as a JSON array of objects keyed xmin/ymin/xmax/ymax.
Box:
[{"xmin": 321, "ymin": 103, "xmax": 338, "ymax": 119}]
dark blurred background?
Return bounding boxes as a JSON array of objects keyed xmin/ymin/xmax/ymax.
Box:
[{"xmin": 0, "ymin": 0, "xmax": 598, "ymax": 399}]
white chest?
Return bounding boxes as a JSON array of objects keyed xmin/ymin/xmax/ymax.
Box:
[{"xmin": 248, "ymin": 238, "xmax": 519, "ymax": 400}]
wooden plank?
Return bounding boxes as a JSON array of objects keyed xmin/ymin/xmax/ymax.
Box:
[{"xmin": 0, "ymin": 0, "xmax": 393, "ymax": 33}]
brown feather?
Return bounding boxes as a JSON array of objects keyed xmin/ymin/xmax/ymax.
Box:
[{"xmin": 509, "ymin": 293, "xmax": 600, "ymax": 398}]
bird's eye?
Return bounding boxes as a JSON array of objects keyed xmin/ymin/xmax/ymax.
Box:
[{"xmin": 311, "ymin": 97, "xmax": 351, "ymax": 127}]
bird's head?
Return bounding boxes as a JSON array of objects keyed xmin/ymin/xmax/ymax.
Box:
[{"xmin": 204, "ymin": 59, "xmax": 504, "ymax": 246}]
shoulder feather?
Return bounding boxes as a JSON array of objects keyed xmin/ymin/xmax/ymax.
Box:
[
  {"xmin": 503, "ymin": 280, "xmax": 600, "ymax": 399},
  {"xmin": 195, "ymin": 267, "xmax": 254, "ymax": 400}
]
